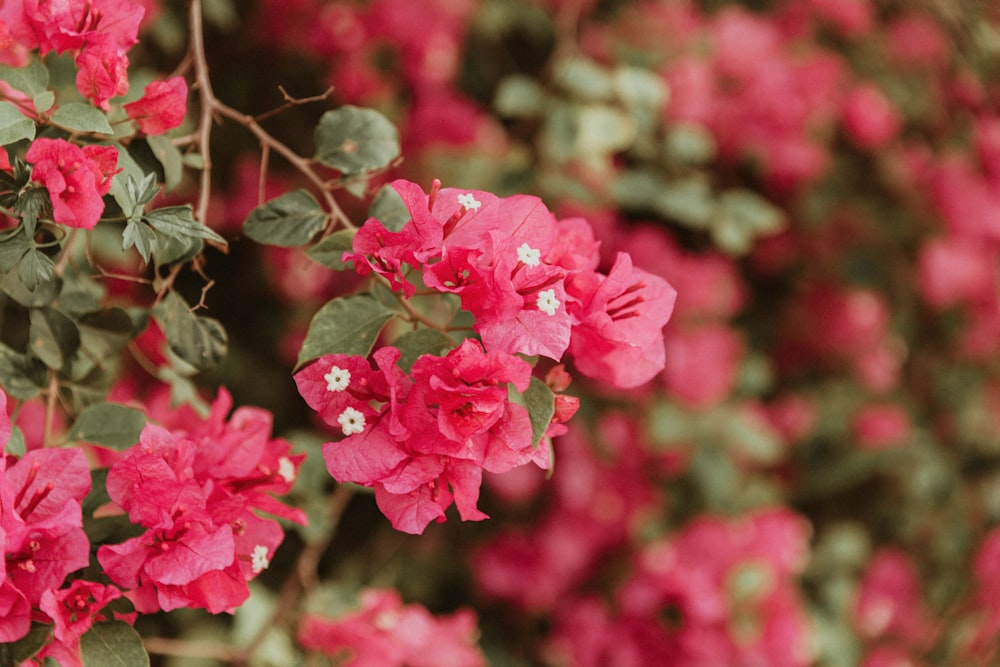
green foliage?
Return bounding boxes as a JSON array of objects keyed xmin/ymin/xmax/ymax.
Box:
[
  {"xmin": 514, "ymin": 377, "xmax": 555, "ymax": 448},
  {"xmin": 243, "ymin": 189, "xmax": 328, "ymax": 247},
  {"xmin": 297, "ymin": 293, "xmax": 398, "ymax": 368},
  {"xmin": 79, "ymin": 622, "xmax": 149, "ymax": 667},
  {"xmin": 394, "ymin": 328, "xmax": 454, "ymax": 372},
  {"xmin": 0, "ymin": 101, "xmax": 37, "ymax": 145},
  {"xmin": 314, "ymin": 106, "xmax": 400, "ymax": 175},
  {"xmin": 306, "ymin": 229, "xmax": 356, "ymax": 270},
  {"xmin": 49, "ymin": 103, "xmax": 114, "ymax": 135},
  {"xmin": 154, "ymin": 291, "xmax": 228, "ymax": 372},
  {"xmin": 67, "ymin": 403, "xmax": 146, "ymax": 449}
]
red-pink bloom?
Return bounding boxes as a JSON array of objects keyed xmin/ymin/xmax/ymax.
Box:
[
  {"xmin": 36, "ymin": 580, "xmax": 122, "ymax": 667},
  {"xmin": 98, "ymin": 390, "xmax": 304, "ymax": 614},
  {"xmin": 75, "ymin": 43, "xmax": 129, "ymax": 110},
  {"xmin": 0, "ymin": 0, "xmax": 144, "ymax": 55},
  {"xmin": 662, "ymin": 323, "xmax": 744, "ymax": 409},
  {"xmin": 124, "ymin": 76, "xmax": 188, "ymax": 135},
  {"xmin": 918, "ymin": 236, "xmax": 996, "ymax": 308},
  {"xmin": 1, "ymin": 446, "xmax": 92, "ymax": 642},
  {"xmin": 853, "ymin": 404, "xmax": 911, "ymax": 450},
  {"xmin": 853, "ymin": 549, "xmax": 933, "ymax": 645},
  {"xmin": 26, "ymin": 138, "xmax": 118, "ymax": 229},
  {"xmin": 298, "ymin": 588, "xmax": 486, "ymax": 667},
  {"xmin": 567, "ymin": 252, "xmax": 677, "ymax": 388},
  {"xmin": 842, "ymin": 83, "xmax": 902, "ymax": 149}
]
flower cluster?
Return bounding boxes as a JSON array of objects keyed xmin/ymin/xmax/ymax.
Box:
[
  {"xmin": 97, "ymin": 390, "xmax": 304, "ymax": 614},
  {"xmin": 298, "ymin": 588, "xmax": 485, "ymax": 666},
  {"xmin": 346, "ymin": 179, "xmax": 676, "ymax": 386}
]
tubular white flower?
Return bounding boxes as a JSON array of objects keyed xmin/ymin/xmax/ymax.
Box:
[
  {"xmin": 338, "ymin": 406, "xmax": 366, "ymax": 435},
  {"xmin": 537, "ymin": 289, "xmax": 560, "ymax": 316},
  {"xmin": 250, "ymin": 545, "xmax": 270, "ymax": 573},
  {"xmin": 457, "ymin": 193, "xmax": 481, "ymax": 210},
  {"xmin": 324, "ymin": 365, "xmax": 351, "ymax": 392},
  {"xmin": 517, "ymin": 243, "xmax": 541, "ymax": 267}
]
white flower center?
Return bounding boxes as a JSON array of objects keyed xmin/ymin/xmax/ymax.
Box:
[
  {"xmin": 537, "ymin": 289, "xmax": 560, "ymax": 316},
  {"xmin": 250, "ymin": 545, "xmax": 270, "ymax": 573},
  {"xmin": 324, "ymin": 365, "xmax": 351, "ymax": 392},
  {"xmin": 338, "ymin": 407, "xmax": 366, "ymax": 436},
  {"xmin": 457, "ymin": 193, "xmax": 481, "ymax": 210},
  {"xmin": 277, "ymin": 457, "xmax": 295, "ymax": 484},
  {"xmin": 517, "ymin": 243, "xmax": 541, "ymax": 267}
]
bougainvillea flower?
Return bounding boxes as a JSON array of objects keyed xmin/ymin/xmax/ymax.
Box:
[
  {"xmin": 26, "ymin": 138, "xmax": 118, "ymax": 229},
  {"xmin": 567, "ymin": 253, "xmax": 677, "ymax": 388},
  {"xmin": 124, "ymin": 76, "xmax": 188, "ymax": 135},
  {"xmin": 299, "ymin": 588, "xmax": 486, "ymax": 666},
  {"xmin": 75, "ymin": 42, "xmax": 129, "ymax": 110},
  {"xmin": 36, "ymin": 580, "xmax": 123, "ymax": 667}
]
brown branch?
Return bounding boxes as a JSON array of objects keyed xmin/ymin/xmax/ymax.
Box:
[{"xmin": 254, "ymin": 85, "xmax": 335, "ymax": 123}]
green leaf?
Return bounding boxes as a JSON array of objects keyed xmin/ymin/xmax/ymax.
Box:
[
  {"xmin": 146, "ymin": 134, "xmax": 184, "ymax": 191},
  {"xmin": 306, "ymin": 229, "xmax": 356, "ymax": 270},
  {"xmin": 68, "ymin": 403, "xmax": 146, "ymax": 449},
  {"xmin": 33, "ymin": 90, "xmax": 54, "ymax": 113},
  {"xmin": 50, "ymin": 102, "xmax": 114, "ymax": 135},
  {"xmin": 520, "ymin": 377, "xmax": 555, "ymax": 448},
  {"xmin": 393, "ymin": 329, "xmax": 454, "ymax": 372},
  {"xmin": 107, "ymin": 146, "xmax": 149, "ymax": 216},
  {"xmin": 494, "ymin": 74, "xmax": 547, "ymax": 118},
  {"xmin": 29, "ymin": 306, "xmax": 81, "ymax": 370},
  {"xmin": 243, "ymin": 189, "xmax": 328, "ymax": 247},
  {"xmin": 143, "ymin": 205, "xmax": 227, "ymax": 246},
  {"xmin": 0, "ymin": 342, "xmax": 46, "ymax": 399},
  {"xmin": 0, "ymin": 61, "xmax": 49, "ymax": 101},
  {"xmin": 122, "ymin": 219, "xmax": 156, "ymax": 262},
  {"xmin": 0, "ymin": 622, "xmax": 50, "ymax": 665},
  {"xmin": 297, "ymin": 294, "xmax": 397, "ymax": 369},
  {"xmin": 80, "ymin": 621, "xmax": 149, "ymax": 667},
  {"xmin": 16, "ymin": 247, "xmax": 56, "ymax": 292},
  {"xmin": 1, "ymin": 258, "xmax": 61, "ymax": 307},
  {"xmin": 314, "ymin": 106, "xmax": 400, "ymax": 175},
  {"xmin": 4, "ymin": 425, "xmax": 25, "ymax": 456},
  {"xmin": 13, "ymin": 186, "xmax": 48, "ymax": 235},
  {"xmin": 368, "ymin": 184, "xmax": 410, "ymax": 232},
  {"xmin": 154, "ymin": 291, "xmax": 228, "ymax": 372},
  {"xmin": 0, "ymin": 228, "xmax": 32, "ymax": 272},
  {"xmin": 77, "ymin": 307, "xmax": 136, "ymax": 363},
  {"xmin": 0, "ymin": 100, "xmax": 36, "ymax": 145}
]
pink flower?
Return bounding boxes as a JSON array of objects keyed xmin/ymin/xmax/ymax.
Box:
[
  {"xmin": 853, "ymin": 549, "xmax": 932, "ymax": 645},
  {"xmin": 0, "ymin": 0, "xmax": 144, "ymax": 56},
  {"xmin": 75, "ymin": 43, "xmax": 129, "ymax": 110},
  {"xmin": 26, "ymin": 138, "xmax": 118, "ymax": 229},
  {"xmin": 298, "ymin": 588, "xmax": 486, "ymax": 667},
  {"xmin": 918, "ymin": 236, "xmax": 996, "ymax": 308},
  {"xmin": 124, "ymin": 76, "xmax": 188, "ymax": 135},
  {"xmin": 1, "ymin": 447, "xmax": 92, "ymax": 642},
  {"xmin": 853, "ymin": 404, "xmax": 911, "ymax": 450},
  {"xmin": 842, "ymin": 83, "xmax": 902, "ymax": 149},
  {"xmin": 567, "ymin": 253, "xmax": 677, "ymax": 388},
  {"xmin": 662, "ymin": 323, "xmax": 744, "ymax": 408},
  {"xmin": 36, "ymin": 581, "xmax": 122, "ymax": 667}
]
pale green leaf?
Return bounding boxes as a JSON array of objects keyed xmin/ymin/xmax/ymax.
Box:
[
  {"xmin": 297, "ymin": 294, "xmax": 397, "ymax": 368},
  {"xmin": 314, "ymin": 106, "xmax": 400, "ymax": 175},
  {"xmin": 243, "ymin": 189, "xmax": 328, "ymax": 247},
  {"xmin": 50, "ymin": 103, "xmax": 114, "ymax": 135},
  {"xmin": 80, "ymin": 622, "xmax": 149, "ymax": 667},
  {"xmin": 68, "ymin": 403, "xmax": 146, "ymax": 449},
  {"xmin": 0, "ymin": 101, "xmax": 36, "ymax": 145}
]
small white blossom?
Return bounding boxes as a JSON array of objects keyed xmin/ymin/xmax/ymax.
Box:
[
  {"xmin": 324, "ymin": 365, "xmax": 351, "ymax": 392},
  {"xmin": 537, "ymin": 289, "xmax": 560, "ymax": 316},
  {"xmin": 277, "ymin": 457, "xmax": 295, "ymax": 484},
  {"xmin": 250, "ymin": 545, "xmax": 270, "ymax": 573},
  {"xmin": 517, "ymin": 243, "xmax": 541, "ymax": 267},
  {"xmin": 338, "ymin": 406, "xmax": 366, "ymax": 436},
  {"xmin": 457, "ymin": 193, "xmax": 481, "ymax": 210}
]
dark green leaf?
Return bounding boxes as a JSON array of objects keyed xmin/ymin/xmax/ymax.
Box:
[
  {"xmin": 0, "ymin": 100, "xmax": 36, "ymax": 145},
  {"xmin": 13, "ymin": 186, "xmax": 49, "ymax": 235},
  {"xmin": 107, "ymin": 147, "xmax": 149, "ymax": 216},
  {"xmin": 29, "ymin": 306, "xmax": 80, "ymax": 370},
  {"xmin": 68, "ymin": 403, "xmax": 146, "ymax": 449},
  {"xmin": 393, "ymin": 329, "xmax": 454, "ymax": 372},
  {"xmin": 306, "ymin": 229, "xmax": 356, "ymax": 270},
  {"xmin": 122, "ymin": 219, "xmax": 156, "ymax": 262},
  {"xmin": 297, "ymin": 294, "xmax": 397, "ymax": 368},
  {"xmin": 0, "ymin": 622, "xmax": 50, "ymax": 665},
  {"xmin": 1, "ymin": 258, "xmax": 61, "ymax": 306},
  {"xmin": 0, "ymin": 228, "xmax": 31, "ymax": 272},
  {"xmin": 80, "ymin": 621, "xmax": 149, "ymax": 667},
  {"xmin": 151, "ymin": 230, "xmax": 203, "ymax": 267},
  {"xmin": 368, "ymin": 184, "xmax": 410, "ymax": 232},
  {"xmin": 521, "ymin": 377, "xmax": 555, "ymax": 448},
  {"xmin": 82, "ymin": 468, "xmax": 110, "ymax": 516},
  {"xmin": 143, "ymin": 205, "xmax": 226, "ymax": 245},
  {"xmin": 243, "ymin": 189, "xmax": 328, "ymax": 247},
  {"xmin": 77, "ymin": 307, "xmax": 136, "ymax": 363},
  {"xmin": 50, "ymin": 102, "xmax": 114, "ymax": 135},
  {"xmin": 314, "ymin": 106, "xmax": 400, "ymax": 175},
  {"xmin": 146, "ymin": 134, "xmax": 183, "ymax": 191},
  {"xmin": 154, "ymin": 291, "xmax": 228, "ymax": 372},
  {"xmin": 16, "ymin": 247, "xmax": 54, "ymax": 292},
  {"xmin": 0, "ymin": 342, "xmax": 46, "ymax": 399}
]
